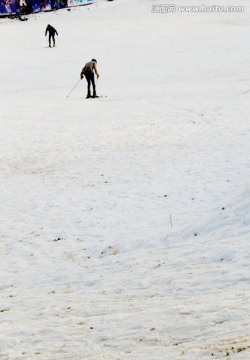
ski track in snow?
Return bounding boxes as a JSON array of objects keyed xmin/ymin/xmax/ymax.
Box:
[{"xmin": 1, "ymin": 0, "xmax": 250, "ymax": 358}]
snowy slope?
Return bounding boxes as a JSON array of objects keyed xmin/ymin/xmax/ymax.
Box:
[{"xmin": 1, "ymin": 0, "xmax": 250, "ymax": 359}]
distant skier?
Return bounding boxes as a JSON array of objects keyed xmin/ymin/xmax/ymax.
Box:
[
  {"xmin": 45, "ymin": 24, "xmax": 58, "ymax": 48},
  {"xmin": 80, "ymin": 59, "xmax": 100, "ymax": 98}
]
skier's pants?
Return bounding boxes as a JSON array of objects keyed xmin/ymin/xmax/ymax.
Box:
[
  {"xmin": 49, "ymin": 34, "xmax": 55, "ymax": 46},
  {"xmin": 84, "ymin": 71, "xmax": 96, "ymax": 95}
]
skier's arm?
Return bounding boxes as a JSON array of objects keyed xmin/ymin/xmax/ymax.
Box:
[
  {"xmin": 93, "ymin": 63, "xmax": 100, "ymax": 78},
  {"xmin": 80, "ymin": 69, "xmax": 85, "ymax": 79}
]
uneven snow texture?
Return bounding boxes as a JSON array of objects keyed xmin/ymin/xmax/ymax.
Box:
[{"xmin": 1, "ymin": 0, "xmax": 250, "ymax": 358}]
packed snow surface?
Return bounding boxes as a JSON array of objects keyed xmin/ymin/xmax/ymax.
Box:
[{"xmin": 1, "ymin": 0, "xmax": 250, "ymax": 358}]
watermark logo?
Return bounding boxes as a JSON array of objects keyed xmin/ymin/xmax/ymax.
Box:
[
  {"xmin": 152, "ymin": 4, "xmax": 245, "ymax": 13},
  {"xmin": 152, "ymin": 4, "xmax": 176, "ymax": 13}
]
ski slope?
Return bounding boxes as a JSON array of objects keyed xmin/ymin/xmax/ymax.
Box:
[{"xmin": 0, "ymin": 0, "xmax": 250, "ymax": 358}]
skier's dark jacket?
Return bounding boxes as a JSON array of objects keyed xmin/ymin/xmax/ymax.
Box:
[{"xmin": 45, "ymin": 25, "xmax": 58, "ymax": 36}]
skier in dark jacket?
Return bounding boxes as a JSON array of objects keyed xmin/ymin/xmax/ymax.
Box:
[
  {"xmin": 80, "ymin": 59, "xmax": 100, "ymax": 98},
  {"xmin": 45, "ymin": 24, "xmax": 58, "ymax": 47}
]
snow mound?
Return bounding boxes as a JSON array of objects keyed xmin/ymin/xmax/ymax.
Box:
[{"xmin": 187, "ymin": 192, "xmax": 250, "ymax": 240}]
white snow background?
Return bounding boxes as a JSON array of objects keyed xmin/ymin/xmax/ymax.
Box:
[{"xmin": 1, "ymin": 0, "xmax": 250, "ymax": 358}]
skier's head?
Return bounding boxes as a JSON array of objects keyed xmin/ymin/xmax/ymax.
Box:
[{"xmin": 92, "ymin": 59, "xmax": 97, "ymax": 63}]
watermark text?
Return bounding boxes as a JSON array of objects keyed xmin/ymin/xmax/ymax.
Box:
[{"xmin": 152, "ymin": 4, "xmax": 245, "ymax": 13}]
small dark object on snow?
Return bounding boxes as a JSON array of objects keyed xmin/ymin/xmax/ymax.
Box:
[
  {"xmin": 18, "ymin": 15, "xmax": 28, "ymax": 21},
  {"xmin": 10, "ymin": 14, "xmax": 28, "ymax": 21},
  {"xmin": 53, "ymin": 237, "xmax": 62, "ymax": 242}
]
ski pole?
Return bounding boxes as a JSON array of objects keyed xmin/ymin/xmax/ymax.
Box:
[{"xmin": 66, "ymin": 79, "xmax": 82, "ymax": 98}]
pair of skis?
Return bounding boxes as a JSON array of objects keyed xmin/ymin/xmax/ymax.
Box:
[
  {"xmin": 86, "ymin": 95, "xmax": 107, "ymax": 99},
  {"xmin": 66, "ymin": 79, "xmax": 107, "ymax": 99}
]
